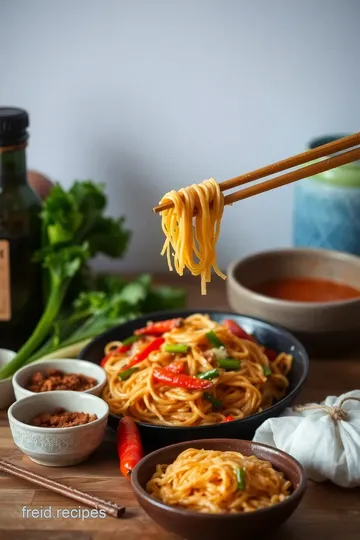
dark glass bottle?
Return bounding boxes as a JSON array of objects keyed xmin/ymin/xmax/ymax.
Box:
[{"xmin": 0, "ymin": 107, "xmax": 43, "ymax": 350}]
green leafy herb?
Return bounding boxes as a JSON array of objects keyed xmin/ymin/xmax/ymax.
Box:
[
  {"xmin": 0, "ymin": 180, "xmax": 186, "ymax": 379},
  {"xmin": 41, "ymin": 181, "xmax": 130, "ymax": 259},
  {"xmin": 142, "ymin": 285, "xmax": 186, "ymax": 312}
]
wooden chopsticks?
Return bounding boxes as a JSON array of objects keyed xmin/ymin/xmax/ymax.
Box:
[
  {"xmin": 153, "ymin": 132, "xmax": 360, "ymax": 214},
  {"xmin": 0, "ymin": 459, "xmax": 125, "ymax": 518}
]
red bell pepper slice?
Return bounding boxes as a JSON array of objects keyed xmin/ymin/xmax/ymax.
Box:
[
  {"xmin": 223, "ymin": 319, "xmax": 256, "ymax": 342},
  {"xmin": 122, "ymin": 337, "xmax": 165, "ymax": 371},
  {"xmin": 223, "ymin": 319, "xmax": 278, "ymax": 362},
  {"xmin": 165, "ymin": 362, "xmax": 185, "ymax": 374},
  {"xmin": 134, "ymin": 318, "xmax": 182, "ymax": 336},
  {"xmin": 223, "ymin": 319, "xmax": 278, "ymax": 363},
  {"xmin": 264, "ymin": 347, "xmax": 278, "ymax": 362},
  {"xmin": 100, "ymin": 343, "xmax": 132, "ymax": 367},
  {"xmin": 221, "ymin": 415, "xmax": 234, "ymax": 423},
  {"xmin": 153, "ymin": 367, "xmax": 213, "ymax": 390}
]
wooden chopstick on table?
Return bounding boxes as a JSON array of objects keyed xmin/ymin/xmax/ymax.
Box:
[
  {"xmin": 153, "ymin": 132, "xmax": 360, "ymax": 213},
  {"xmin": 0, "ymin": 459, "xmax": 126, "ymax": 518}
]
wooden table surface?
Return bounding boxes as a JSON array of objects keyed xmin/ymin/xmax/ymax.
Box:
[{"xmin": 1, "ymin": 275, "xmax": 359, "ymax": 540}]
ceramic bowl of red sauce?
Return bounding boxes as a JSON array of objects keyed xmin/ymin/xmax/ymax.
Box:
[{"xmin": 227, "ymin": 248, "xmax": 360, "ymax": 356}]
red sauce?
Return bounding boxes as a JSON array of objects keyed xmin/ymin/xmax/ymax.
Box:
[{"xmin": 252, "ymin": 277, "xmax": 360, "ymax": 303}]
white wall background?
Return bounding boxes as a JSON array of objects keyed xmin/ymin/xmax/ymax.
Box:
[{"xmin": 0, "ymin": 0, "xmax": 359, "ymax": 273}]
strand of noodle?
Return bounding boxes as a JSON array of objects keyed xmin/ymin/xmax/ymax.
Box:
[{"xmin": 159, "ymin": 179, "xmax": 225, "ymax": 294}]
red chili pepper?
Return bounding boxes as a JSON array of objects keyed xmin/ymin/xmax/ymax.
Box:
[
  {"xmin": 223, "ymin": 319, "xmax": 256, "ymax": 343},
  {"xmin": 223, "ymin": 320, "xmax": 278, "ymax": 362},
  {"xmin": 221, "ymin": 415, "xmax": 234, "ymax": 423},
  {"xmin": 123, "ymin": 337, "xmax": 165, "ymax": 371},
  {"xmin": 165, "ymin": 362, "xmax": 185, "ymax": 374},
  {"xmin": 264, "ymin": 347, "xmax": 278, "ymax": 362},
  {"xmin": 117, "ymin": 416, "xmax": 144, "ymax": 479},
  {"xmin": 134, "ymin": 318, "xmax": 182, "ymax": 336},
  {"xmin": 153, "ymin": 367, "xmax": 213, "ymax": 389},
  {"xmin": 100, "ymin": 343, "xmax": 132, "ymax": 367}
]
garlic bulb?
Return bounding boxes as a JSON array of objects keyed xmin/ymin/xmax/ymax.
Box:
[{"xmin": 253, "ymin": 390, "xmax": 360, "ymax": 488}]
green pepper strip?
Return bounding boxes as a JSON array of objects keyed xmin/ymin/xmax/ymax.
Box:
[
  {"xmin": 122, "ymin": 335, "xmax": 142, "ymax": 346},
  {"xmin": 196, "ymin": 369, "xmax": 219, "ymax": 380},
  {"xmin": 165, "ymin": 344, "xmax": 189, "ymax": 354},
  {"xmin": 118, "ymin": 367, "xmax": 139, "ymax": 381},
  {"xmin": 203, "ymin": 392, "xmax": 222, "ymax": 409},
  {"xmin": 218, "ymin": 358, "xmax": 241, "ymax": 371},
  {"xmin": 205, "ymin": 330, "xmax": 224, "ymax": 348},
  {"xmin": 236, "ymin": 467, "xmax": 246, "ymax": 490},
  {"xmin": 263, "ymin": 365, "xmax": 272, "ymax": 377}
]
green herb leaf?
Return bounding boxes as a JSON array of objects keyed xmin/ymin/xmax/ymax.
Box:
[
  {"xmin": 94, "ymin": 274, "xmax": 128, "ymax": 295},
  {"xmin": 86, "ymin": 216, "xmax": 131, "ymax": 258},
  {"xmin": 119, "ymin": 274, "xmax": 151, "ymax": 305},
  {"xmin": 69, "ymin": 181, "xmax": 107, "ymax": 213},
  {"xmin": 41, "ymin": 184, "xmax": 83, "ymax": 245},
  {"xmin": 0, "ymin": 174, "xmax": 189, "ymax": 380},
  {"xmin": 142, "ymin": 285, "xmax": 186, "ymax": 312}
]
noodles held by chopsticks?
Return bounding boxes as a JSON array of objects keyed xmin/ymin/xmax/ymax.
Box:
[
  {"xmin": 158, "ymin": 178, "xmax": 225, "ymax": 295},
  {"xmin": 101, "ymin": 314, "xmax": 293, "ymax": 426},
  {"xmin": 146, "ymin": 448, "xmax": 292, "ymax": 514}
]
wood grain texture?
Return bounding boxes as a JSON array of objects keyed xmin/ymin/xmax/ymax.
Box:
[{"xmin": 1, "ymin": 274, "xmax": 360, "ymax": 540}]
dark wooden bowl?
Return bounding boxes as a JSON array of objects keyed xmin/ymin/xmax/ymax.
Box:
[
  {"xmin": 131, "ymin": 439, "xmax": 307, "ymax": 540},
  {"xmin": 79, "ymin": 310, "xmax": 309, "ymax": 451}
]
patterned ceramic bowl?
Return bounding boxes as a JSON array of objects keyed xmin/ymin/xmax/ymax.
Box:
[
  {"xmin": 8, "ymin": 391, "xmax": 109, "ymax": 467},
  {"xmin": 13, "ymin": 358, "xmax": 107, "ymax": 401}
]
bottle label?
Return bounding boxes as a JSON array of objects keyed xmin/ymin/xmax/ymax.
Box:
[{"xmin": 0, "ymin": 240, "xmax": 11, "ymax": 321}]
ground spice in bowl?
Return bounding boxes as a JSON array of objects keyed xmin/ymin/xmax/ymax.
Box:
[
  {"xmin": 26, "ymin": 369, "xmax": 98, "ymax": 393},
  {"xmin": 30, "ymin": 407, "xmax": 98, "ymax": 428}
]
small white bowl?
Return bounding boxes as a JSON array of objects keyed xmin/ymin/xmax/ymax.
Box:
[
  {"xmin": 8, "ymin": 390, "xmax": 109, "ymax": 467},
  {"xmin": 13, "ymin": 359, "xmax": 107, "ymax": 401},
  {"xmin": 0, "ymin": 348, "xmax": 17, "ymax": 409}
]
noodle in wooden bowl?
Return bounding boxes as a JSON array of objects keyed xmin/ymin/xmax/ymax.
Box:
[
  {"xmin": 147, "ymin": 448, "xmax": 292, "ymax": 514},
  {"xmin": 131, "ymin": 439, "xmax": 307, "ymax": 540}
]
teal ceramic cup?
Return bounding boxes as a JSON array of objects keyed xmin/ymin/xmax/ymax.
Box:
[{"xmin": 293, "ymin": 134, "xmax": 360, "ymax": 254}]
